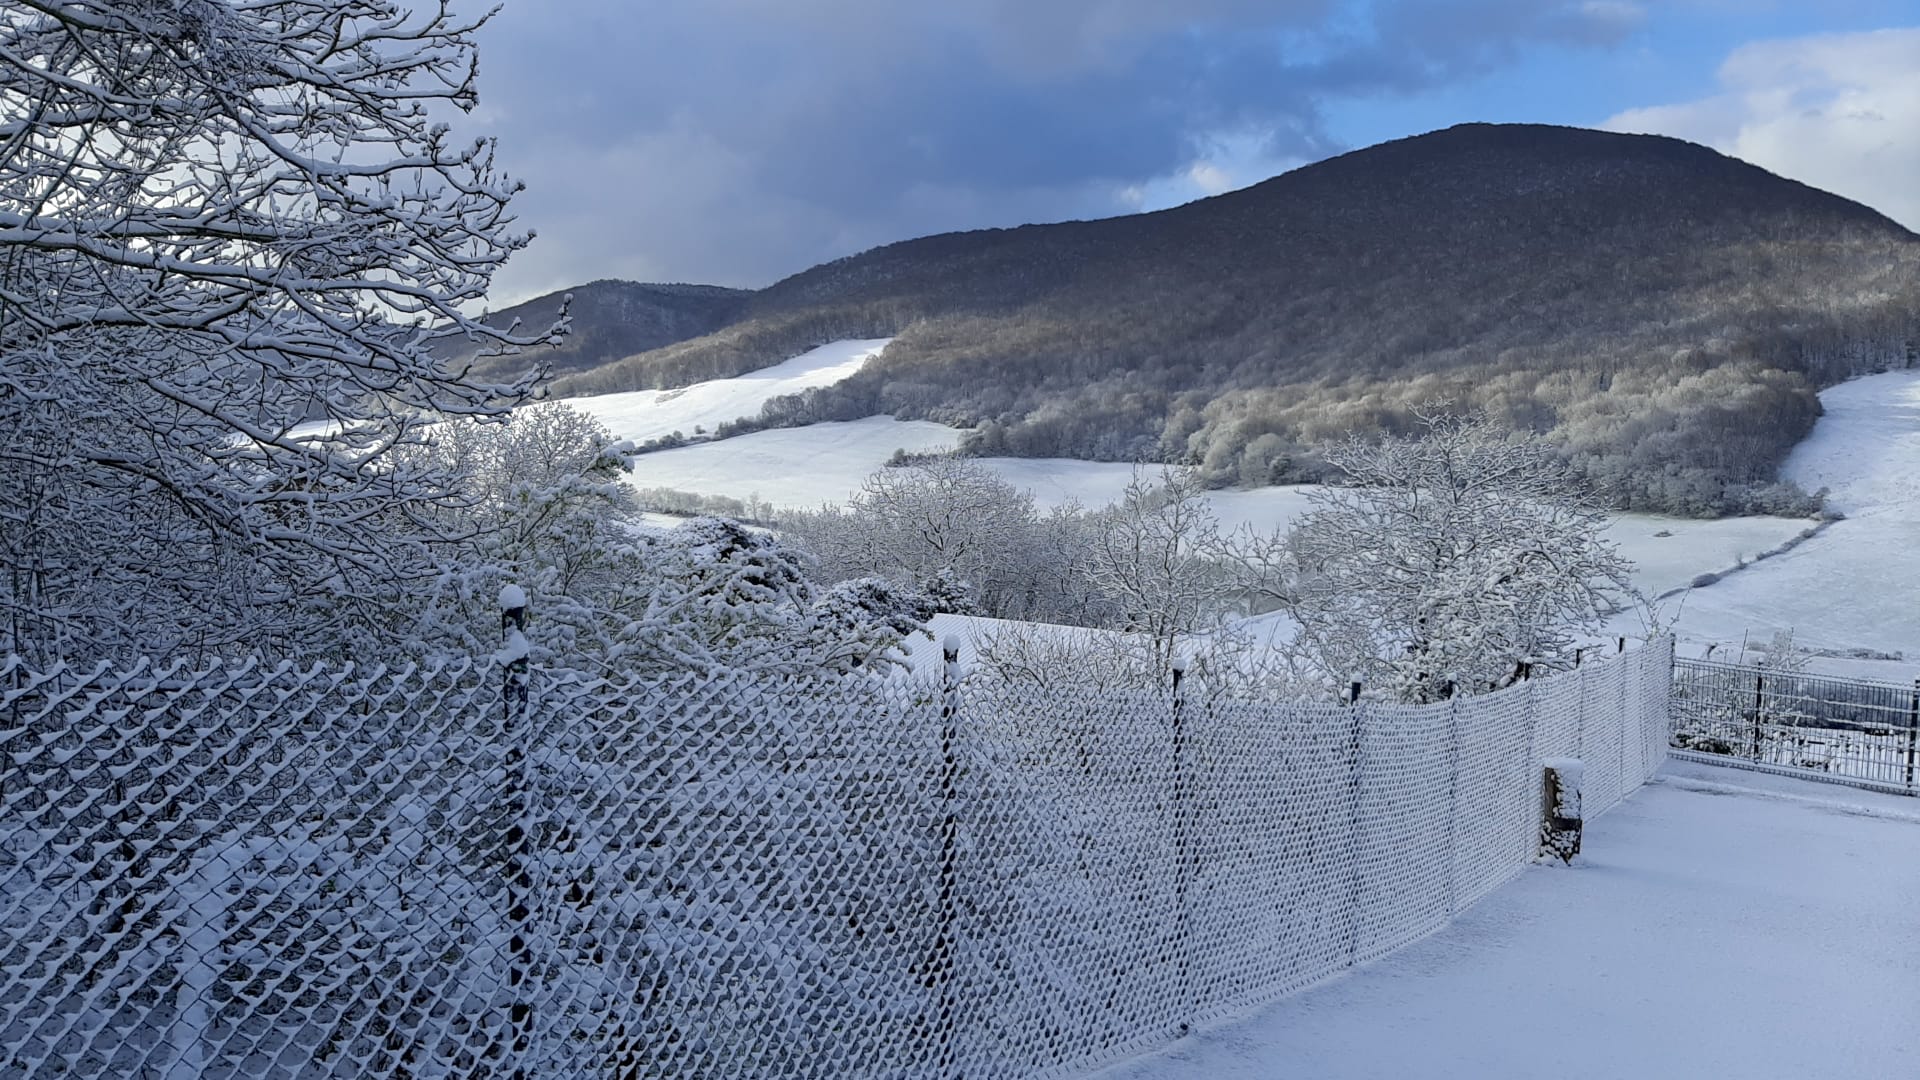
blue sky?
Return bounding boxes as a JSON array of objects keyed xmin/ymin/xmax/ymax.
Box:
[
  {"xmin": 1330, "ymin": 1, "xmax": 1918, "ymax": 142},
  {"xmin": 468, "ymin": 1, "xmax": 1920, "ymax": 305}
]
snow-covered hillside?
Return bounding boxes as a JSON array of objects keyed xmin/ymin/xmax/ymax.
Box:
[
  {"xmin": 623, "ymin": 417, "xmax": 962, "ymax": 506},
  {"xmin": 570, "ymin": 337, "xmax": 893, "ymax": 445},
  {"xmin": 1638, "ymin": 371, "xmax": 1920, "ymax": 673},
  {"xmin": 568, "ymin": 340, "xmax": 1876, "ymax": 641}
]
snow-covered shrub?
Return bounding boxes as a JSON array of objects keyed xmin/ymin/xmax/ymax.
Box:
[
  {"xmin": 782, "ymin": 456, "xmax": 1119, "ymax": 626},
  {"xmin": 918, "ymin": 567, "xmax": 984, "ymax": 615},
  {"xmin": 1671, "ymin": 729, "xmax": 1737, "ymax": 755},
  {"xmin": 1752, "ymin": 628, "xmax": 1813, "ymax": 673},
  {"xmin": 393, "ymin": 406, "xmax": 931, "ymax": 677}
]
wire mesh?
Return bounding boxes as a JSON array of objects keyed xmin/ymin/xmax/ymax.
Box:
[
  {"xmin": 1669, "ymin": 659, "xmax": 1920, "ymax": 795},
  {"xmin": 0, "ymin": 640, "xmax": 1674, "ymax": 1078}
]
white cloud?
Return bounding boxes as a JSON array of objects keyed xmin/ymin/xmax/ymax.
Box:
[
  {"xmin": 1108, "ymin": 130, "xmax": 1312, "ymax": 215},
  {"xmin": 1603, "ymin": 27, "xmax": 1920, "ymax": 231},
  {"xmin": 454, "ymin": 0, "xmax": 1649, "ymax": 301}
]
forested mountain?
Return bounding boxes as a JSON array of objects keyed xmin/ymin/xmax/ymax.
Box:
[
  {"xmin": 537, "ymin": 124, "xmax": 1920, "ymax": 515},
  {"xmin": 457, "ymin": 279, "xmax": 749, "ymax": 382}
]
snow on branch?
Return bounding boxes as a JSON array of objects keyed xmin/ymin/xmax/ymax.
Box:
[
  {"xmin": 1281, "ymin": 407, "xmax": 1640, "ymax": 703},
  {"xmin": 0, "ymin": 0, "xmax": 565, "ymax": 660}
]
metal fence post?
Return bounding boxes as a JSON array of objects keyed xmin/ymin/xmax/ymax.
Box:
[
  {"xmin": 1444, "ymin": 683, "xmax": 1460, "ymax": 917},
  {"xmin": 1751, "ymin": 671, "xmax": 1765, "ymax": 762},
  {"xmin": 1344, "ymin": 691, "xmax": 1365, "ymax": 967},
  {"xmin": 1169, "ymin": 654, "xmax": 1193, "ymax": 1034},
  {"xmin": 1906, "ymin": 680, "xmax": 1918, "ymax": 794},
  {"xmin": 499, "ymin": 585, "xmax": 534, "ymax": 1077},
  {"xmin": 933, "ymin": 635, "xmax": 964, "ymax": 1075}
]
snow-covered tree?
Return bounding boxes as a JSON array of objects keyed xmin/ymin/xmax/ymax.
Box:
[
  {"xmin": 784, "ymin": 456, "xmax": 1078, "ymax": 621},
  {"xmin": 623, "ymin": 517, "xmax": 932, "ymax": 677},
  {"xmin": 394, "ymin": 403, "xmax": 639, "ymax": 653},
  {"xmin": 1283, "ymin": 409, "xmax": 1636, "ymax": 703},
  {"xmin": 395, "ymin": 406, "xmax": 932, "ymax": 676},
  {"xmin": 977, "ymin": 467, "xmax": 1295, "ymax": 697},
  {"xmin": 1080, "ymin": 467, "xmax": 1226, "ymax": 680},
  {"xmin": 0, "ymin": 0, "xmax": 560, "ymax": 661},
  {"xmin": 916, "ymin": 565, "xmax": 982, "ymax": 616}
]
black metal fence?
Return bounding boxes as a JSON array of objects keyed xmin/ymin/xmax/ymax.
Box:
[{"xmin": 1669, "ymin": 658, "xmax": 1920, "ymax": 795}]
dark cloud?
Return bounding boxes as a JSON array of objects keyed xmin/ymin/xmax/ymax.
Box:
[{"xmin": 464, "ymin": 0, "xmax": 1642, "ymax": 301}]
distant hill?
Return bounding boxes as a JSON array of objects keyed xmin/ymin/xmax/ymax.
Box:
[
  {"xmin": 535, "ymin": 124, "xmax": 1920, "ymax": 516},
  {"xmin": 457, "ymin": 279, "xmax": 748, "ymax": 383}
]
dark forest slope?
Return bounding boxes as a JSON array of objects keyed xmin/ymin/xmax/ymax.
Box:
[
  {"xmin": 458, "ymin": 279, "xmax": 748, "ymax": 383},
  {"xmin": 548, "ymin": 125, "xmax": 1920, "ymax": 515}
]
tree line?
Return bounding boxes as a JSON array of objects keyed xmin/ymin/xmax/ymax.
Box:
[{"xmin": 778, "ymin": 412, "xmax": 1638, "ymax": 704}]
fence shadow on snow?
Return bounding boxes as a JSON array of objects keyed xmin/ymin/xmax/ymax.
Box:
[{"xmin": 0, "ymin": 640, "xmax": 1674, "ymax": 1078}]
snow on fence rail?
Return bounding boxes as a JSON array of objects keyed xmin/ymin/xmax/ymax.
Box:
[
  {"xmin": 1669, "ymin": 658, "xmax": 1920, "ymax": 795},
  {"xmin": 0, "ymin": 641, "xmax": 1673, "ymax": 1078}
]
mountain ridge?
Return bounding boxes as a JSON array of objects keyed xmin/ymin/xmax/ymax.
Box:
[
  {"xmin": 507, "ymin": 124, "xmax": 1920, "ymax": 515},
  {"xmin": 458, "ymin": 278, "xmax": 749, "ymax": 383}
]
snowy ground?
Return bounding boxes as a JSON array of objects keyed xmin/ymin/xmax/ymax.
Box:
[
  {"xmin": 1094, "ymin": 758, "xmax": 1920, "ymax": 1080},
  {"xmin": 624, "ymin": 416, "xmax": 962, "ymax": 506}
]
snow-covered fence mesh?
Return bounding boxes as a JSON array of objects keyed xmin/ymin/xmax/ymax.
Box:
[
  {"xmin": 0, "ymin": 640, "xmax": 1672, "ymax": 1078},
  {"xmin": 1670, "ymin": 658, "xmax": 1920, "ymax": 795}
]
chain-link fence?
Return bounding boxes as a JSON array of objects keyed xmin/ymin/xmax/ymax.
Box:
[
  {"xmin": 1669, "ymin": 658, "xmax": 1920, "ymax": 795},
  {"xmin": 0, "ymin": 640, "xmax": 1673, "ymax": 1078}
]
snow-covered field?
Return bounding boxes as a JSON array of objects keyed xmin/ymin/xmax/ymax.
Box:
[
  {"xmin": 1094, "ymin": 758, "xmax": 1920, "ymax": 1080},
  {"xmin": 625, "ymin": 416, "xmax": 962, "ymax": 506},
  {"xmin": 1633, "ymin": 371, "xmax": 1920, "ymax": 675},
  {"xmin": 574, "ymin": 339, "xmax": 1820, "ymax": 609},
  {"xmin": 571, "ymin": 342, "xmax": 1920, "ymax": 672},
  {"xmin": 569, "ymin": 338, "xmax": 893, "ymax": 444}
]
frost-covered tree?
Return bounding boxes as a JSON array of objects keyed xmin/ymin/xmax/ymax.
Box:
[
  {"xmin": 784, "ymin": 456, "xmax": 1075, "ymax": 621},
  {"xmin": 396, "ymin": 406, "xmax": 932, "ymax": 676},
  {"xmin": 395, "ymin": 402, "xmax": 639, "ymax": 651},
  {"xmin": 623, "ymin": 517, "xmax": 932, "ymax": 677},
  {"xmin": 976, "ymin": 467, "xmax": 1295, "ymax": 697},
  {"xmin": 1080, "ymin": 467, "xmax": 1227, "ymax": 679},
  {"xmin": 1284, "ymin": 410, "xmax": 1636, "ymax": 703},
  {"xmin": 0, "ymin": 0, "xmax": 560, "ymax": 660},
  {"xmin": 916, "ymin": 565, "xmax": 981, "ymax": 616}
]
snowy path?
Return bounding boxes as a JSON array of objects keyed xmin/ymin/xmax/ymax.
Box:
[{"xmin": 1095, "ymin": 760, "xmax": 1920, "ymax": 1080}]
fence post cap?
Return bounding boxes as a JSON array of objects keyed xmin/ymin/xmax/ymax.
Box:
[
  {"xmin": 498, "ymin": 583, "xmax": 528, "ymax": 612},
  {"xmin": 495, "ymin": 629, "xmax": 532, "ymax": 665}
]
